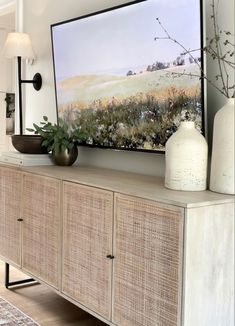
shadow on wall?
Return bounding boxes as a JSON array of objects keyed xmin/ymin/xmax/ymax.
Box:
[{"xmin": 77, "ymin": 146, "xmax": 165, "ymax": 177}]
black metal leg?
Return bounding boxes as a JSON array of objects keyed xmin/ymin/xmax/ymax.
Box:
[
  {"xmin": 5, "ymin": 263, "xmax": 9, "ymax": 288},
  {"xmin": 5, "ymin": 263, "xmax": 37, "ymax": 289}
]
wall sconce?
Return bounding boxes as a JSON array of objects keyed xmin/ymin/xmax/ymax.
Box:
[{"xmin": 2, "ymin": 32, "xmax": 42, "ymax": 135}]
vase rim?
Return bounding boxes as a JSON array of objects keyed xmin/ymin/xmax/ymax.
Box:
[{"xmin": 179, "ymin": 121, "xmax": 195, "ymax": 128}]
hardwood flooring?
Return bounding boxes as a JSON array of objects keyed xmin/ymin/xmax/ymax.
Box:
[{"xmin": 0, "ymin": 260, "xmax": 106, "ymax": 326}]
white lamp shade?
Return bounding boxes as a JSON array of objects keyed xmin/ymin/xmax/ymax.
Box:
[{"xmin": 2, "ymin": 32, "xmax": 35, "ymax": 59}]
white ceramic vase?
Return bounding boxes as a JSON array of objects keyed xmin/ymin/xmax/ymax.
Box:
[
  {"xmin": 165, "ymin": 121, "xmax": 208, "ymax": 191},
  {"xmin": 210, "ymin": 98, "xmax": 234, "ymax": 195}
]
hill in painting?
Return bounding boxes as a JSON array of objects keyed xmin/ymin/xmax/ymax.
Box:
[
  {"xmin": 55, "ymin": 63, "xmax": 202, "ymax": 152},
  {"xmin": 57, "ymin": 63, "xmax": 201, "ymax": 112}
]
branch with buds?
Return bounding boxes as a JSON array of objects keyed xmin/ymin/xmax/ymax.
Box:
[{"xmin": 154, "ymin": 0, "xmax": 235, "ymax": 98}]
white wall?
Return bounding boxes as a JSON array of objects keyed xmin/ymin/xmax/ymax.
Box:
[
  {"xmin": 0, "ymin": 9, "xmax": 15, "ymax": 153},
  {"xmin": 0, "ymin": 0, "xmax": 14, "ymax": 16},
  {"xmin": 0, "ymin": 12, "xmax": 15, "ymax": 92},
  {"xmin": 205, "ymin": 0, "xmax": 235, "ymax": 149},
  {"xmin": 7, "ymin": 0, "xmax": 235, "ymax": 176}
]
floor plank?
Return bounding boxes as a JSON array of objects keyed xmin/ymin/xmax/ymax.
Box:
[{"xmin": 0, "ymin": 260, "xmax": 106, "ymax": 326}]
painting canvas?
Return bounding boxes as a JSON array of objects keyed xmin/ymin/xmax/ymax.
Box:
[{"xmin": 51, "ymin": 0, "xmax": 203, "ymax": 152}]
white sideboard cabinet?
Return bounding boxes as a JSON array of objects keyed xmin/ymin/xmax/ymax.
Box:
[
  {"xmin": 0, "ymin": 164, "xmax": 234, "ymax": 326},
  {"xmin": 0, "ymin": 167, "xmax": 21, "ymax": 267},
  {"xmin": 62, "ymin": 182, "xmax": 113, "ymax": 319},
  {"xmin": 21, "ymin": 173, "xmax": 61, "ymax": 289}
]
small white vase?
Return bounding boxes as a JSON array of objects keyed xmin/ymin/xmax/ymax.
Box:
[
  {"xmin": 165, "ymin": 121, "xmax": 208, "ymax": 191},
  {"xmin": 210, "ymin": 98, "xmax": 234, "ymax": 195}
]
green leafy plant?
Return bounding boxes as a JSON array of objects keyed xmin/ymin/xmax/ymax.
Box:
[{"xmin": 27, "ymin": 116, "xmax": 87, "ymax": 152}]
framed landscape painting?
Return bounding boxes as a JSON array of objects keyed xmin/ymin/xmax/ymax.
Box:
[{"xmin": 51, "ymin": 0, "xmax": 204, "ymax": 153}]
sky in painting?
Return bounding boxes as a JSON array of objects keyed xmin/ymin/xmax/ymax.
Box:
[{"xmin": 52, "ymin": 0, "xmax": 201, "ymax": 81}]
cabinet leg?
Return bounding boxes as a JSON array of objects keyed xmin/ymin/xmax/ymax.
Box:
[{"xmin": 5, "ymin": 263, "xmax": 37, "ymax": 289}]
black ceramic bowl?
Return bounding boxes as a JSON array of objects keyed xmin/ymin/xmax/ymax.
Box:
[{"xmin": 11, "ymin": 135, "xmax": 48, "ymax": 154}]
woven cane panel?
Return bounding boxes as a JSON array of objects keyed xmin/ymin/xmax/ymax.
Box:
[
  {"xmin": 62, "ymin": 182, "xmax": 113, "ymax": 319},
  {"xmin": 113, "ymin": 194, "xmax": 184, "ymax": 326},
  {"xmin": 0, "ymin": 167, "xmax": 21, "ymax": 266},
  {"xmin": 22, "ymin": 174, "xmax": 60, "ymax": 288}
]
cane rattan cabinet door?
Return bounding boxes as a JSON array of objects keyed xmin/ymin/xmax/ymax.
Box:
[
  {"xmin": 62, "ymin": 182, "xmax": 113, "ymax": 320},
  {"xmin": 22, "ymin": 173, "xmax": 60, "ymax": 288},
  {"xmin": 113, "ymin": 194, "xmax": 184, "ymax": 326},
  {"xmin": 0, "ymin": 167, "xmax": 22, "ymax": 266}
]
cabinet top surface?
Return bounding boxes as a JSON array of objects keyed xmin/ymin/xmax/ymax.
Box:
[{"xmin": 1, "ymin": 164, "xmax": 234, "ymax": 208}]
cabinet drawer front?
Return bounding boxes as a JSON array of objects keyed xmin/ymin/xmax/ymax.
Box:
[
  {"xmin": 22, "ymin": 173, "xmax": 60, "ymax": 288},
  {"xmin": 113, "ymin": 194, "xmax": 184, "ymax": 326},
  {"xmin": 62, "ymin": 182, "xmax": 113, "ymax": 320},
  {"xmin": 0, "ymin": 167, "xmax": 22, "ymax": 266}
]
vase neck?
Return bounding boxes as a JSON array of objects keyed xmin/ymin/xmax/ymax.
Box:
[{"xmin": 179, "ymin": 121, "xmax": 195, "ymax": 130}]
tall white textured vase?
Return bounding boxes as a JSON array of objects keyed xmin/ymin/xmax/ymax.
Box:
[
  {"xmin": 210, "ymin": 98, "xmax": 235, "ymax": 195},
  {"xmin": 165, "ymin": 121, "xmax": 208, "ymax": 191}
]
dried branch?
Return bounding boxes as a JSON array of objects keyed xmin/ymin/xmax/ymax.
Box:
[
  {"xmin": 154, "ymin": 0, "xmax": 235, "ymax": 98},
  {"xmin": 211, "ymin": 0, "xmax": 229, "ymax": 96}
]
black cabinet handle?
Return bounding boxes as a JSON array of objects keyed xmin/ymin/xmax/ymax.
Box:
[
  {"xmin": 17, "ymin": 218, "xmax": 23, "ymax": 222},
  {"xmin": 106, "ymin": 255, "xmax": 115, "ymax": 259}
]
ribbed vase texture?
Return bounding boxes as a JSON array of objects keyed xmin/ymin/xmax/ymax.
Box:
[
  {"xmin": 165, "ymin": 121, "xmax": 208, "ymax": 191},
  {"xmin": 210, "ymin": 98, "xmax": 234, "ymax": 195}
]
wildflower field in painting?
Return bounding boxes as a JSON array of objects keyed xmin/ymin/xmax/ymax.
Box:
[
  {"xmin": 57, "ymin": 64, "xmax": 202, "ymax": 151},
  {"xmin": 52, "ymin": 0, "xmax": 203, "ymax": 152}
]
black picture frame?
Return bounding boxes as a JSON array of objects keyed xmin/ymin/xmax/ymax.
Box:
[{"xmin": 51, "ymin": 0, "xmax": 204, "ymax": 153}]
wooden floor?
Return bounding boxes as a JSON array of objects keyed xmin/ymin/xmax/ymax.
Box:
[{"xmin": 0, "ymin": 260, "xmax": 106, "ymax": 326}]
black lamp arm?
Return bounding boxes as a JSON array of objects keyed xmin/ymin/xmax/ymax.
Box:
[{"xmin": 20, "ymin": 73, "xmax": 42, "ymax": 91}]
